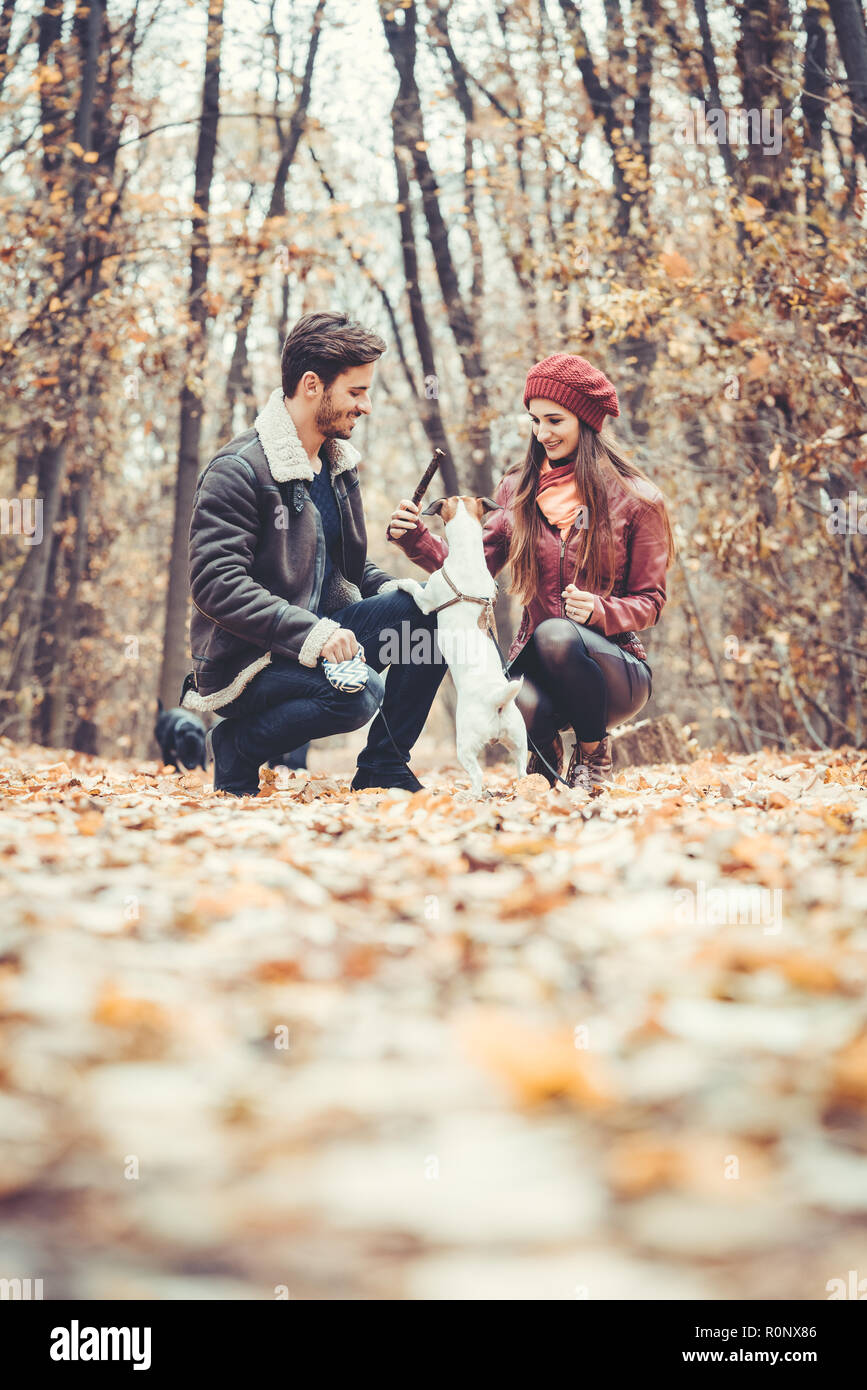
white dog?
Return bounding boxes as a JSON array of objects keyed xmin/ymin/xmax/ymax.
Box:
[{"xmin": 394, "ymin": 495, "xmax": 528, "ymax": 797}]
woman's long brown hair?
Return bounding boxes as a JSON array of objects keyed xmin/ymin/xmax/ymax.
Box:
[{"xmin": 506, "ymin": 420, "xmax": 677, "ymax": 608}]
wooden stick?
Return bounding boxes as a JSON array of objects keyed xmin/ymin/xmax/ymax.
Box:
[{"xmin": 411, "ymin": 448, "xmax": 446, "ymax": 507}]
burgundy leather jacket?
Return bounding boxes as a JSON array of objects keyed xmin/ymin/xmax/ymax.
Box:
[{"xmin": 387, "ymin": 466, "xmax": 669, "ymax": 667}]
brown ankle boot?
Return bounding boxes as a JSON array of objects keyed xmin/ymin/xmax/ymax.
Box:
[
  {"xmin": 565, "ymin": 739, "xmax": 592, "ymax": 791},
  {"xmin": 577, "ymin": 734, "xmax": 614, "ymax": 790},
  {"xmin": 526, "ymin": 731, "xmax": 563, "ymax": 786}
]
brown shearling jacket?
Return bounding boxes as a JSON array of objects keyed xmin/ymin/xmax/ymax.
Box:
[{"xmin": 180, "ymin": 387, "xmax": 398, "ymax": 713}]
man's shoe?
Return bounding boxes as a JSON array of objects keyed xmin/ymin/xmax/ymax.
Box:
[
  {"xmin": 350, "ymin": 765, "xmax": 424, "ymax": 793},
  {"xmin": 526, "ymin": 731, "xmax": 563, "ymax": 787},
  {"xmin": 206, "ymin": 719, "xmax": 261, "ymax": 797},
  {"xmin": 577, "ymin": 734, "xmax": 614, "ymax": 791}
]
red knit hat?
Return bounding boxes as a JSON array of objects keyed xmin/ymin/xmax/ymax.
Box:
[{"xmin": 523, "ymin": 353, "xmax": 619, "ymax": 432}]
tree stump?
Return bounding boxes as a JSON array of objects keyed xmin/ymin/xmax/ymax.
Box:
[{"xmin": 611, "ymin": 713, "xmax": 696, "ymax": 769}]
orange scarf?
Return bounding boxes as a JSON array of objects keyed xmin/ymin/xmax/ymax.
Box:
[{"xmin": 536, "ymin": 458, "xmax": 583, "ymax": 538}]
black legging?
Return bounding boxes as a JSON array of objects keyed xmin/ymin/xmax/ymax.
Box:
[{"xmin": 506, "ymin": 617, "xmax": 652, "ymax": 746}]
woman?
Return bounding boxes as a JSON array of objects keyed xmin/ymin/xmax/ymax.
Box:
[{"xmin": 387, "ymin": 353, "xmax": 675, "ymax": 790}]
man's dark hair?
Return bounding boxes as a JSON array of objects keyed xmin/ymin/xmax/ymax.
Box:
[{"xmin": 281, "ymin": 311, "xmax": 387, "ymax": 397}]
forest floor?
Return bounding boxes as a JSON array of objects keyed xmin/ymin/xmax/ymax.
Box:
[{"xmin": 1, "ymin": 736, "xmax": 866, "ymax": 1300}]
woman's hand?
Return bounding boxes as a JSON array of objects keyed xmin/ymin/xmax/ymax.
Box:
[
  {"xmin": 562, "ymin": 584, "xmax": 596, "ymax": 623},
  {"xmin": 388, "ymin": 498, "xmax": 421, "ymax": 539}
]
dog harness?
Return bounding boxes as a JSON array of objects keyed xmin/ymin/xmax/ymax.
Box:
[
  {"xmin": 425, "ymin": 565, "xmax": 572, "ymax": 789},
  {"xmin": 427, "ymin": 565, "xmax": 499, "ymax": 639}
]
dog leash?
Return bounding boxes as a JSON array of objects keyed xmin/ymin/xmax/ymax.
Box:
[
  {"xmin": 482, "ymin": 625, "xmax": 576, "ymax": 790},
  {"xmin": 299, "ymin": 573, "xmax": 574, "ymax": 788}
]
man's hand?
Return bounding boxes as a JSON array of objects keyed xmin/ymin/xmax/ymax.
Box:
[
  {"xmin": 562, "ymin": 584, "xmax": 596, "ymax": 623},
  {"xmin": 321, "ymin": 627, "xmax": 360, "ymax": 663},
  {"xmin": 388, "ymin": 498, "xmax": 421, "ymax": 539}
]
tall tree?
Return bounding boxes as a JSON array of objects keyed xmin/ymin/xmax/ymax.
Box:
[
  {"xmin": 159, "ymin": 0, "xmax": 224, "ymax": 711},
  {"xmin": 224, "ymin": 0, "xmax": 326, "ymax": 436},
  {"xmin": 3, "ymin": 0, "xmax": 108, "ymax": 740},
  {"xmin": 826, "ymin": 0, "xmax": 867, "ymax": 162},
  {"xmin": 803, "ymin": 3, "xmax": 829, "ymax": 209},
  {"xmin": 558, "ymin": 0, "xmax": 660, "ymax": 440},
  {"xmin": 36, "ymin": 2, "xmax": 132, "ymax": 747},
  {"xmin": 382, "ymin": 1, "xmax": 492, "ymax": 495},
  {"xmin": 736, "ymin": 0, "xmax": 797, "ymax": 214}
]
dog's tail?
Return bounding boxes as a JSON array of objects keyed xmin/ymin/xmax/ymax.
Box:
[{"xmin": 496, "ymin": 676, "xmax": 523, "ymax": 714}]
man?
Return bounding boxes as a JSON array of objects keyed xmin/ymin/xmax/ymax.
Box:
[{"xmin": 179, "ymin": 311, "xmax": 446, "ymax": 796}]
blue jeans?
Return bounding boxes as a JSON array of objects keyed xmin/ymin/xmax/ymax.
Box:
[{"xmin": 217, "ymin": 588, "xmax": 447, "ymax": 777}]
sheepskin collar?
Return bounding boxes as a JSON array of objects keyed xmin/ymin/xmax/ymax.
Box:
[{"xmin": 254, "ymin": 386, "xmax": 361, "ymax": 484}]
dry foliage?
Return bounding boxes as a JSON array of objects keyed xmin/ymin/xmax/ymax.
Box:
[{"xmin": 0, "ymin": 737, "xmax": 865, "ymax": 1298}]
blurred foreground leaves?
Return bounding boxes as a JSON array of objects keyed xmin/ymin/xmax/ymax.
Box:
[{"xmin": 0, "ymin": 738, "xmax": 865, "ymax": 1299}]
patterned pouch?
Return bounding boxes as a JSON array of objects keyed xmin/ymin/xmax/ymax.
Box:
[{"xmin": 321, "ymin": 643, "xmax": 369, "ymax": 693}]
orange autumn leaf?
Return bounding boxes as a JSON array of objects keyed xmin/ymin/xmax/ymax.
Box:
[
  {"xmin": 747, "ymin": 350, "xmax": 772, "ymax": 380},
  {"xmin": 456, "ymin": 1008, "xmax": 616, "ymax": 1109},
  {"xmin": 780, "ymin": 953, "xmax": 841, "ymax": 993},
  {"xmin": 93, "ymin": 988, "xmax": 169, "ymax": 1032},
  {"xmin": 830, "ymin": 1031, "xmax": 867, "ymax": 1107},
  {"xmin": 660, "ymin": 250, "xmax": 693, "ymax": 280},
  {"xmin": 608, "ymin": 1133, "xmax": 774, "ymax": 1199}
]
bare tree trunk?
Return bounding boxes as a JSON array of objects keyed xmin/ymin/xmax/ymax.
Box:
[
  {"xmin": 826, "ymin": 0, "xmax": 867, "ymax": 162},
  {"xmin": 310, "ymin": 146, "xmax": 425, "ymax": 406},
  {"xmin": 559, "ymin": 0, "xmax": 659, "ymax": 440},
  {"xmin": 0, "ymin": 0, "xmax": 16, "ymax": 83},
  {"xmin": 736, "ymin": 0, "xmax": 797, "ymax": 214},
  {"xmin": 803, "ymin": 4, "xmax": 828, "ymax": 208},
  {"xmin": 37, "ymin": 0, "xmax": 66, "ymax": 173},
  {"xmin": 159, "ymin": 0, "xmax": 223, "ymax": 711},
  {"xmin": 224, "ymin": 0, "xmax": 326, "ymax": 434},
  {"xmin": 558, "ymin": 0, "xmax": 633, "ymax": 239},
  {"xmin": 490, "ymin": 6, "xmax": 544, "ymax": 352},
  {"xmin": 691, "ymin": 0, "xmax": 738, "ymax": 184},
  {"xmin": 383, "ymin": 3, "xmax": 492, "ymax": 495},
  {"xmin": 4, "ymin": 442, "xmax": 68, "ymax": 736},
  {"xmin": 3, "ymin": 0, "xmax": 106, "ymax": 739},
  {"xmin": 391, "ymin": 135, "xmax": 459, "ymax": 495},
  {"xmin": 46, "ymin": 469, "xmax": 90, "ymax": 748},
  {"xmin": 842, "ymin": 529, "xmax": 865, "ymax": 746},
  {"xmin": 431, "ymin": 4, "xmax": 484, "ymax": 320},
  {"xmin": 35, "ymin": 19, "xmax": 126, "ymax": 749}
]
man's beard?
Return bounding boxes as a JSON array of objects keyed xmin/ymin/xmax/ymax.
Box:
[{"xmin": 315, "ymin": 388, "xmax": 354, "ymax": 438}]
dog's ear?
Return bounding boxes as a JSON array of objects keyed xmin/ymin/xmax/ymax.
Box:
[
  {"xmin": 157, "ymin": 698, "xmax": 163, "ymax": 713},
  {"xmin": 480, "ymin": 497, "xmax": 502, "ymax": 515},
  {"xmin": 422, "ymin": 497, "xmax": 446, "ymax": 517}
]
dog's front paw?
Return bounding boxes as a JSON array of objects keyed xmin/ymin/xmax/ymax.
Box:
[{"xmin": 395, "ymin": 577, "xmax": 425, "ymax": 600}]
